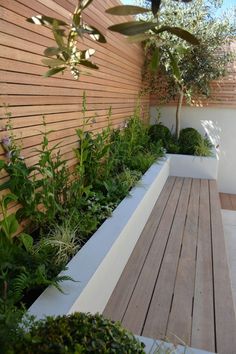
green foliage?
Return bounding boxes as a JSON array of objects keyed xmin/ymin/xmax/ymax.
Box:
[
  {"xmin": 12, "ymin": 312, "xmax": 145, "ymax": 354},
  {"xmin": 106, "ymin": 4, "xmax": 199, "ymax": 46},
  {"xmin": 142, "ymin": 0, "xmax": 235, "ymax": 135},
  {"xmin": 148, "ymin": 123, "xmax": 172, "ymax": 148},
  {"xmin": 0, "ymin": 117, "xmax": 70, "ymax": 229},
  {"xmin": 194, "ymin": 136, "xmax": 214, "ymax": 157},
  {"xmin": 27, "ymin": 1, "xmax": 106, "ymax": 79},
  {"xmin": 178, "ymin": 127, "xmax": 203, "ymax": 155}
]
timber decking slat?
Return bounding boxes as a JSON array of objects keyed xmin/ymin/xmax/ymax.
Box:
[
  {"xmin": 142, "ymin": 178, "xmax": 191, "ymax": 339},
  {"xmin": 191, "ymin": 179, "xmax": 215, "ymax": 352},
  {"xmin": 220, "ymin": 193, "xmax": 233, "ymax": 210},
  {"xmin": 210, "ymin": 181, "xmax": 236, "ymax": 354},
  {"xmin": 103, "ymin": 176, "xmax": 176, "ymax": 322},
  {"xmin": 166, "ymin": 179, "xmax": 200, "ymax": 346},
  {"xmin": 103, "ymin": 178, "xmax": 236, "ymax": 354},
  {"xmin": 121, "ymin": 177, "xmax": 184, "ymax": 335}
]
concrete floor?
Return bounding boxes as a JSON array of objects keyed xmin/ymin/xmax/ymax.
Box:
[{"xmin": 221, "ymin": 209, "xmax": 236, "ymax": 312}]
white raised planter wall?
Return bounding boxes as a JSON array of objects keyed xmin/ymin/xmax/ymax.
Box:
[
  {"xmin": 168, "ymin": 154, "xmax": 218, "ymax": 180},
  {"xmin": 29, "ymin": 158, "xmax": 170, "ymax": 320},
  {"xmin": 150, "ymin": 105, "xmax": 236, "ymax": 193}
]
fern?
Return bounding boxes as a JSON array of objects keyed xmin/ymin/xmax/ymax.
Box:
[{"xmin": 13, "ymin": 270, "xmax": 31, "ymax": 301}]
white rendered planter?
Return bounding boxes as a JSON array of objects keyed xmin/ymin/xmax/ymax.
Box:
[
  {"xmin": 167, "ymin": 153, "xmax": 219, "ymax": 180},
  {"xmin": 29, "ymin": 158, "xmax": 170, "ymax": 320}
]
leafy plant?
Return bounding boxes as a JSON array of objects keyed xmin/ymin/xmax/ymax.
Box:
[
  {"xmin": 194, "ymin": 135, "xmax": 214, "ymax": 157},
  {"xmin": 27, "ymin": 0, "xmax": 106, "ymax": 79},
  {"xmin": 148, "ymin": 123, "xmax": 172, "ymax": 148},
  {"xmin": 142, "ymin": 0, "xmax": 235, "ymax": 137},
  {"xmin": 178, "ymin": 127, "xmax": 202, "ymax": 155},
  {"xmin": 105, "ymin": 3, "xmax": 199, "ymax": 49},
  {"xmin": 11, "ymin": 312, "xmax": 145, "ymax": 354},
  {"xmin": 37, "ymin": 219, "xmax": 81, "ymax": 266}
]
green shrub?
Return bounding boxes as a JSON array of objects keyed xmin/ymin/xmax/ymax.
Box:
[
  {"xmin": 12, "ymin": 312, "xmax": 145, "ymax": 354},
  {"xmin": 194, "ymin": 136, "xmax": 214, "ymax": 157},
  {"xmin": 148, "ymin": 124, "xmax": 172, "ymax": 148},
  {"xmin": 178, "ymin": 127, "xmax": 202, "ymax": 155}
]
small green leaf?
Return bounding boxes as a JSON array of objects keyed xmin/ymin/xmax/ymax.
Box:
[
  {"xmin": 106, "ymin": 5, "xmax": 150, "ymax": 16},
  {"xmin": 155, "ymin": 26, "xmax": 200, "ymax": 45},
  {"xmin": 80, "ymin": 60, "xmax": 98, "ymax": 70},
  {"xmin": 44, "ymin": 47, "xmax": 61, "ymax": 57},
  {"xmin": 19, "ymin": 233, "xmax": 34, "ymax": 252},
  {"xmin": 167, "ymin": 50, "xmax": 181, "ymax": 81},
  {"xmin": 0, "ymin": 160, "xmax": 5, "ymax": 170},
  {"xmin": 2, "ymin": 214, "xmax": 19, "ymax": 237},
  {"xmin": 108, "ymin": 21, "xmax": 159, "ymax": 36},
  {"xmin": 2, "ymin": 194, "xmax": 18, "ymax": 210},
  {"xmin": 44, "ymin": 66, "xmax": 66, "ymax": 77}
]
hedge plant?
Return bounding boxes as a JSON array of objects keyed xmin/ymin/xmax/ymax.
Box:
[{"xmin": 11, "ymin": 312, "xmax": 145, "ymax": 354}]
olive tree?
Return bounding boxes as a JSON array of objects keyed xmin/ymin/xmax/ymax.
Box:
[{"xmin": 142, "ymin": 0, "xmax": 236, "ymax": 137}]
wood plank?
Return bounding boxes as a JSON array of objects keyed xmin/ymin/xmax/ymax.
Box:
[
  {"xmin": 166, "ymin": 179, "xmax": 200, "ymax": 346},
  {"xmin": 209, "ymin": 180, "xmax": 236, "ymax": 354},
  {"xmin": 142, "ymin": 178, "xmax": 191, "ymax": 339},
  {"xmin": 103, "ymin": 176, "xmax": 176, "ymax": 322},
  {"xmin": 121, "ymin": 177, "xmax": 184, "ymax": 335},
  {"xmin": 230, "ymin": 194, "xmax": 236, "ymax": 211},
  {"xmin": 220, "ymin": 193, "xmax": 233, "ymax": 210},
  {"xmin": 191, "ymin": 179, "xmax": 215, "ymax": 352}
]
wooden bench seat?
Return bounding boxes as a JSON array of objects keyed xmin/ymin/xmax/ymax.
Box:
[{"xmin": 103, "ymin": 177, "xmax": 236, "ymax": 354}]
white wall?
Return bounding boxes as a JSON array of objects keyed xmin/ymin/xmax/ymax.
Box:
[{"xmin": 150, "ymin": 106, "xmax": 236, "ymax": 193}]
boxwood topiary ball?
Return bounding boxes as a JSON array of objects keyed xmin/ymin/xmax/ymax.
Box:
[
  {"xmin": 12, "ymin": 312, "xmax": 145, "ymax": 354},
  {"xmin": 148, "ymin": 124, "xmax": 172, "ymax": 147},
  {"xmin": 178, "ymin": 127, "xmax": 202, "ymax": 155}
]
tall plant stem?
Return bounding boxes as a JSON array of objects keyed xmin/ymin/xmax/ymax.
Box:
[{"xmin": 176, "ymin": 89, "xmax": 184, "ymax": 139}]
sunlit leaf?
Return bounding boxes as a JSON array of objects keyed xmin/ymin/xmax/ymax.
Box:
[
  {"xmin": 79, "ymin": 49, "xmax": 96, "ymax": 60},
  {"xmin": 106, "ymin": 5, "xmax": 150, "ymax": 16},
  {"xmin": 27, "ymin": 15, "xmax": 68, "ymax": 27},
  {"xmin": 83, "ymin": 24, "xmax": 106, "ymax": 43}
]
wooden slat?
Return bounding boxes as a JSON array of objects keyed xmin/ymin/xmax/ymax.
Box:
[
  {"xmin": 121, "ymin": 177, "xmax": 184, "ymax": 335},
  {"xmin": 142, "ymin": 178, "xmax": 191, "ymax": 339},
  {"xmin": 103, "ymin": 176, "xmax": 176, "ymax": 322},
  {"xmin": 210, "ymin": 180, "xmax": 236, "ymax": 354},
  {"xmin": 220, "ymin": 193, "xmax": 233, "ymax": 210},
  {"xmin": 166, "ymin": 179, "xmax": 200, "ymax": 346},
  {"xmin": 191, "ymin": 179, "xmax": 215, "ymax": 352}
]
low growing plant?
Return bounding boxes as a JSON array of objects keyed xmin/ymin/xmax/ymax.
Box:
[{"xmin": 11, "ymin": 312, "xmax": 145, "ymax": 354}]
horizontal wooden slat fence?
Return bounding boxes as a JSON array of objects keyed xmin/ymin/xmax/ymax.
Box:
[{"xmin": 0, "ymin": 0, "xmax": 149, "ymax": 211}]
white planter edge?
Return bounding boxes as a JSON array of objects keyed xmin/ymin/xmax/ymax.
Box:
[
  {"xmin": 167, "ymin": 153, "xmax": 219, "ymax": 180},
  {"xmin": 28, "ymin": 157, "xmax": 170, "ymax": 320}
]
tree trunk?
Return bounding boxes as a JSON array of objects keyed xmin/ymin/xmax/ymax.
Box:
[{"xmin": 176, "ymin": 89, "xmax": 184, "ymax": 139}]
